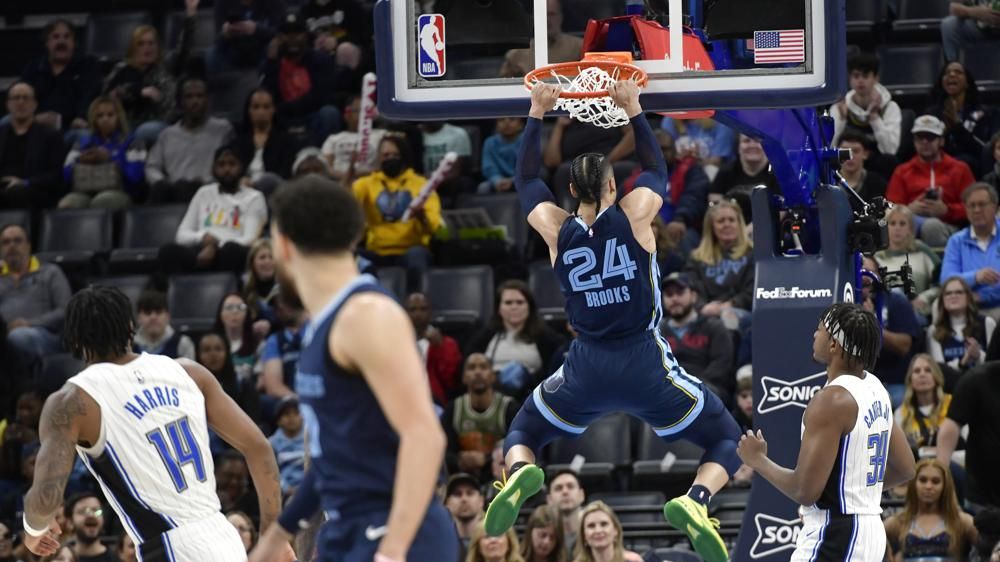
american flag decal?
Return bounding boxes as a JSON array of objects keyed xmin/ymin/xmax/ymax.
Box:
[{"xmin": 751, "ymin": 29, "xmax": 805, "ymax": 64}]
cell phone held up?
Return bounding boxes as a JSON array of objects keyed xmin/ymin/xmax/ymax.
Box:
[{"xmin": 925, "ymin": 187, "xmax": 940, "ymax": 200}]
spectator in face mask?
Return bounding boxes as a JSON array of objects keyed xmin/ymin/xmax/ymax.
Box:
[{"xmin": 352, "ymin": 134, "xmax": 440, "ymax": 292}]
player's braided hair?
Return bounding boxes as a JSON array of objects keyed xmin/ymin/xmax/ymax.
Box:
[
  {"xmin": 64, "ymin": 285, "xmax": 135, "ymax": 363},
  {"xmin": 570, "ymin": 152, "xmax": 613, "ymax": 216},
  {"xmin": 820, "ymin": 302, "xmax": 881, "ymax": 370}
]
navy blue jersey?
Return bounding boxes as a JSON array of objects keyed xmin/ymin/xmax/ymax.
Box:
[
  {"xmin": 295, "ymin": 274, "xmax": 400, "ymax": 515},
  {"xmin": 554, "ymin": 205, "xmax": 660, "ymax": 342}
]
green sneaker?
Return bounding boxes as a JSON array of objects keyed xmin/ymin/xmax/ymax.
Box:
[
  {"xmin": 483, "ymin": 464, "xmax": 545, "ymax": 536},
  {"xmin": 663, "ymin": 495, "xmax": 728, "ymax": 562}
]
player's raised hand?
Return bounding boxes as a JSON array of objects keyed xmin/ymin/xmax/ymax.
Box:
[
  {"xmin": 608, "ymin": 80, "xmax": 642, "ymax": 116},
  {"xmin": 736, "ymin": 429, "xmax": 768, "ymax": 469},
  {"xmin": 529, "ymin": 83, "xmax": 561, "ymax": 118}
]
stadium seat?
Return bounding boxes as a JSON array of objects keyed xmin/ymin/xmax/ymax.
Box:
[
  {"xmin": 38, "ymin": 354, "xmax": 86, "ymax": 396},
  {"xmin": 545, "ymin": 413, "xmax": 632, "ymax": 490},
  {"xmin": 962, "ymin": 47, "xmax": 1000, "ymax": 94},
  {"xmin": 35, "ymin": 208, "xmax": 113, "ymax": 270},
  {"xmin": 376, "ymin": 266, "xmax": 408, "ymax": 301},
  {"xmin": 165, "ymin": 9, "xmax": 216, "ymax": 54},
  {"xmin": 0, "ymin": 209, "xmax": 31, "ymax": 238},
  {"xmin": 846, "ymin": 0, "xmax": 885, "ymax": 35},
  {"xmin": 110, "ymin": 205, "xmax": 187, "ymax": 273},
  {"xmin": 891, "ymin": 0, "xmax": 950, "ymax": 38},
  {"xmin": 875, "ymin": 44, "xmax": 943, "ymax": 101},
  {"xmin": 85, "ymin": 12, "xmax": 153, "ymax": 63},
  {"xmin": 208, "ymin": 70, "xmax": 261, "ymax": 122},
  {"xmin": 89, "ymin": 275, "xmax": 153, "ymax": 313},
  {"xmin": 456, "ymin": 193, "xmax": 528, "ymax": 257},
  {"xmin": 590, "ymin": 491, "xmax": 666, "ymax": 524},
  {"xmin": 528, "ymin": 260, "xmax": 566, "ymax": 324},
  {"xmin": 421, "ymin": 266, "xmax": 494, "ymax": 331},
  {"xmin": 458, "ymin": 124, "xmax": 483, "ymax": 175},
  {"xmin": 167, "ymin": 273, "xmax": 238, "ymax": 333},
  {"xmin": 643, "ymin": 547, "xmax": 705, "ymax": 562},
  {"xmin": 632, "ymin": 424, "xmax": 704, "ymax": 493}
]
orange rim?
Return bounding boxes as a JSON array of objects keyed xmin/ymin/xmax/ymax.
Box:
[{"xmin": 524, "ymin": 52, "xmax": 648, "ymax": 99}]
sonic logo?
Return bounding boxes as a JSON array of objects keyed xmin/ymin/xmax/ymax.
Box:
[
  {"xmin": 750, "ymin": 513, "xmax": 802, "ymax": 559},
  {"xmin": 756, "ymin": 371, "xmax": 826, "ymax": 415}
]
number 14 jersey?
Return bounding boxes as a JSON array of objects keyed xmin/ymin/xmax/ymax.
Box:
[
  {"xmin": 69, "ymin": 353, "xmax": 220, "ymax": 539},
  {"xmin": 805, "ymin": 372, "xmax": 893, "ymax": 516},
  {"xmin": 554, "ymin": 205, "xmax": 661, "ymax": 342}
]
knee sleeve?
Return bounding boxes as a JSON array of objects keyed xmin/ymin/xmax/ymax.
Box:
[
  {"xmin": 677, "ymin": 391, "xmax": 744, "ymax": 477},
  {"xmin": 503, "ymin": 396, "xmax": 572, "ymax": 458}
]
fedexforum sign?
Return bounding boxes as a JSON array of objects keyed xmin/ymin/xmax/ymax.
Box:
[{"xmin": 755, "ymin": 286, "xmax": 833, "ymax": 300}]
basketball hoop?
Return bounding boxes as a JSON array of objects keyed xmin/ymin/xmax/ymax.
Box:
[{"xmin": 524, "ymin": 52, "xmax": 648, "ymax": 129}]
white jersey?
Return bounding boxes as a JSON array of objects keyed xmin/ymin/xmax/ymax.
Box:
[
  {"xmin": 801, "ymin": 371, "xmax": 893, "ymax": 517},
  {"xmin": 69, "ymin": 353, "xmax": 243, "ymax": 561}
]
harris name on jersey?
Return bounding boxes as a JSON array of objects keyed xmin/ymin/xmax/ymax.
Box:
[{"xmin": 123, "ymin": 385, "xmax": 182, "ymax": 421}]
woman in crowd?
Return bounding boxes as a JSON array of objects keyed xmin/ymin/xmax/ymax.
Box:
[
  {"xmin": 884, "ymin": 459, "xmax": 977, "ymax": 561},
  {"xmin": 242, "ymin": 238, "xmax": 278, "ymax": 332},
  {"xmin": 926, "ymin": 61, "xmax": 999, "ymax": 176},
  {"xmin": 928, "ymin": 277, "xmax": 995, "ymax": 372},
  {"xmin": 873, "ymin": 204, "xmax": 941, "ymax": 318},
  {"xmin": 196, "ymin": 331, "xmax": 261, "ymax": 425},
  {"xmin": 572, "ymin": 502, "xmax": 642, "ymax": 562},
  {"xmin": 651, "ymin": 215, "xmax": 686, "ymax": 276},
  {"xmin": 522, "ymin": 505, "xmax": 567, "ymax": 562},
  {"xmin": 467, "ymin": 280, "xmax": 565, "ymax": 398},
  {"xmin": 684, "ymin": 200, "xmax": 754, "ymax": 331},
  {"xmin": 60, "ymin": 95, "xmax": 147, "ymax": 209},
  {"xmin": 117, "ymin": 532, "xmax": 137, "ymax": 562},
  {"xmin": 226, "ymin": 510, "xmax": 258, "ymax": 553},
  {"xmin": 466, "ymin": 522, "xmax": 525, "ymax": 562},
  {"xmin": 103, "ymin": 18, "xmax": 194, "ymax": 145},
  {"xmin": 895, "ymin": 354, "xmax": 953, "ymax": 456},
  {"xmin": 234, "ymin": 88, "xmax": 298, "ymax": 196},
  {"xmin": 213, "ymin": 292, "xmax": 263, "ymax": 385}
]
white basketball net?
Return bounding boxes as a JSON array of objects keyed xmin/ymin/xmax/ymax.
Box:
[{"xmin": 544, "ymin": 65, "xmax": 641, "ymax": 129}]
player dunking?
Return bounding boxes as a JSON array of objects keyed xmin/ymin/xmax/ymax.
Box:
[
  {"xmin": 248, "ymin": 175, "xmax": 457, "ymax": 562},
  {"xmin": 22, "ymin": 286, "xmax": 293, "ymax": 562},
  {"xmin": 737, "ymin": 303, "xmax": 916, "ymax": 561},
  {"xmin": 483, "ymin": 81, "xmax": 742, "ymax": 562}
]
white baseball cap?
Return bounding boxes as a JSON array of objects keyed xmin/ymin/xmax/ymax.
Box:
[{"xmin": 911, "ymin": 114, "xmax": 945, "ymax": 136}]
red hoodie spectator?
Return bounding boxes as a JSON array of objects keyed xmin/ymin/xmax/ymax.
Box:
[
  {"xmin": 405, "ymin": 292, "xmax": 462, "ymax": 405},
  {"xmin": 887, "ymin": 115, "xmax": 976, "ymax": 226}
]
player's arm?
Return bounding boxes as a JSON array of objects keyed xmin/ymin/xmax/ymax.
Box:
[
  {"xmin": 23, "ymin": 383, "xmax": 97, "ymax": 556},
  {"xmin": 612, "ymin": 81, "xmax": 666, "ymax": 227},
  {"xmin": 519, "ymin": 83, "xmax": 570, "ymax": 252},
  {"xmin": 883, "ymin": 420, "xmax": 916, "ymax": 488},
  {"xmin": 178, "ymin": 359, "xmax": 283, "ymax": 535},
  {"xmin": 334, "ymin": 294, "xmax": 447, "ymax": 561},
  {"xmin": 737, "ymin": 387, "xmax": 855, "ymax": 505}
]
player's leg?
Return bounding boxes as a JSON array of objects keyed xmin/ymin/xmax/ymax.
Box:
[
  {"xmin": 628, "ymin": 334, "xmax": 736, "ymax": 562},
  {"xmin": 661, "ymin": 388, "xmax": 742, "ymax": 562},
  {"xmin": 485, "ymin": 365, "xmax": 596, "ymax": 537}
]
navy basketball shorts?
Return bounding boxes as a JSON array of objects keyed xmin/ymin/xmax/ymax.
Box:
[
  {"xmin": 537, "ymin": 331, "xmax": 704, "ymax": 435},
  {"xmin": 316, "ymin": 503, "xmax": 459, "ymax": 562}
]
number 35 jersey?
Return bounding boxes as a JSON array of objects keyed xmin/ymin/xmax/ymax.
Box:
[
  {"xmin": 68, "ymin": 353, "xmax": 220, "ymax": 537},
  {"xmin": 554, "ymin": 205, "xmax": 661, "ymax": 342},
  {"xmin": 805, "ymin": 372, "xmax": 893, "ymax": 516}
]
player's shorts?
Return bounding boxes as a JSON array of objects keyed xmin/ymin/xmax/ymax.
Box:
[
  {"xmin": 791, "ymin": 508, "xmax": 885, "ymax": 562},
  {"xmin": 316, "ymin": 502, "xmax": 459, "ymax": 562},
  {"xmin": 139, "ymin": 511, "xmax": 247, "ymax": 562},
  {"xmin": 534, "ymin": 330, "xmax": 706, "ymax": 437}
]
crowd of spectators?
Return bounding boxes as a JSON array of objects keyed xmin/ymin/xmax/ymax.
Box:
[{"xmin": 2, "ymin": 0, "xmax": 1000, "ymax": 559}]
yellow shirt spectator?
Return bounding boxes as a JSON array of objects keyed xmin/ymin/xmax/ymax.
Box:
[{"xmin": 352, "ymin": 168, "xmax": 442, "ymax": 256}]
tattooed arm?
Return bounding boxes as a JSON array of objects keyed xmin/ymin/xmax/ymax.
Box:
[
  {"xmin": 23, "ymin": 383, "xmax": 98, "ymax": 555},
  {"xmin": 177, "ymin": 359, "xmax": 286, "ymax": 543}
]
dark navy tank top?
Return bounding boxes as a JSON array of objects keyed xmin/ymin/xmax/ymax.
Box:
[
  {"xmin": 554, "ymin": 204, "xmax": 660, "ymax": 342},
  {"xmin": 294, "ymin": 274, "xmax": 400, "ymax": 515}
]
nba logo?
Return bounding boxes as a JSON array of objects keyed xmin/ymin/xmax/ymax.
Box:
[{"xmin": 417, "ymin": 14, "xmax": 446, "ymax": 78}]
